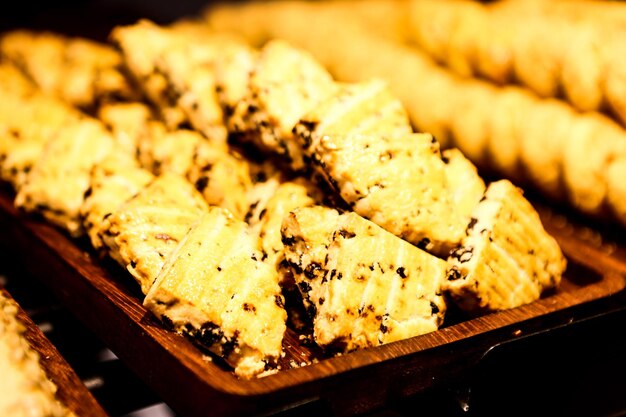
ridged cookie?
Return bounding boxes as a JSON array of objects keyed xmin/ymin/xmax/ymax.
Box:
[
  {"xmin": 144, "ymin": 207, "xmax": 287, "ymax": 378},
  {"xmin": 445, "ymin": 180, "xmax": 566, "ymax": 314},
  {"xmin": 281, "ymin": 206, "xmax": 447, "ymax": 352},
  {"xmin": 100, "ymin": 172, "xmax": 208, "ymax": 294},
  {"xmin": 14, "ymin": 118, "xmax": 115, "ymax": 237}
]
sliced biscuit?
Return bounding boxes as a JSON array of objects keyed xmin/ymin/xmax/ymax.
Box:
[
  {"xmin": 301, "ymin": 131, "xmax": 467, "ymax": 255},
  {"xmin": 144, "ymin": 207, "xmax": 287, "ymax": 378},
  {"xmin": 100, "ymin": 172, "xmax": 208, "ymax": 294},
  {"xmin": 445, "ymin": 179, "xmax": 566, "ymax": 314},
  {"xmin": 281, "ymin": 206, "xmax": 447, "ymax": 352},
  {"xmin": 15, "ymin": 118, "xmax": 115, "ymax": 237}
]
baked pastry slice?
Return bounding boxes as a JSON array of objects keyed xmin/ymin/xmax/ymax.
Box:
[
  {"xmin": 0, "ymin": 93, "xmax": 81, "ymax": 190},
  {"xmin": 100, "ymin": 172, "xmax": 209, "ymax": 295},
  {"xmin": 138, "ymin": 127, "xmax": 253, "ymax": 220},
  {"xmin": 211, "ymin": 41, "xmax": 259, "ymax": 132},
  {"xmin": 14, "ymin": 118, "xmax": 115, "ymax": 237},
  {"xmin": 445, "ymin": 179, "xmax": 567, "ymax": 314},
  {"xmin": 110, "ymin": 20, "xmax": 190, "ymax": 129},
  {"xmin": 155, "ymin": 40, "xmax": 231, "ymax": 143},
  {"xmin": 111, "ymin": 19, "xmax": 232, "ymax": 135},
  {"xmin": 441, "ymin": 148, "xmax": 486, "ymax": 230},
  {"xmin": 281, "ymin": 206, "xmax": 448, "ymax": 353},
  {"xmin": 0, "ymin": 30, "xmax": 68, "ymax": 98},
  {"xmin": 299, "ymin": 131, "xmax": 468, "ymax": 255},
  {"xmin": 249, "ymin": 179, "xmax": 319, "ymax": 269},
  {"xmin": 80, "ymin": 149, "xmax": 154, "ymax": 251},
  {"xmin": 135, "ymin": 126, "xmax": 200, "ymax": 176},
  {"xmin": 0, "ymin": 30, "xmax": 135, "ymax": 108},
  {"xmin": 0, "ymin": 291, "xmax": 75, "ymax": 417},
  {"xmin": 0, "ymin": 61, "xmax": 35, "ymax": 97},
  {"xmin": 144, "ymin": 206, "xmax": 287, "ymax": 378},
  {"xmin": 232, "ymin": 39, "xmax": 337, "ymax": 171},
  {"xmin": 97, "ymin": 102, "xmax": 156, "ymax": 156},
  {"xmin": 293, "ymin": 78, "xmax": 412, "ymax": 142},
  {"xmin": 186, "ymin": 139, "xmax": 253, "ymax": 221}
]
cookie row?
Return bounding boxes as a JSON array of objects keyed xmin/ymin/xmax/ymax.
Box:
[
  {"xmin": 204, "ymin": 1, "xmax": 626, "ymax": 228},
  {"xmin": 408, "ymin": 0, "xmax": 626, "ymax": 125}
]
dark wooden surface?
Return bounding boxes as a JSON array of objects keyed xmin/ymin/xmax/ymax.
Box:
[
  {"xmin": 2, "ymin": 189, "xmax": 626, "ymax": 417},
  {"xmin": 0, "ymin": 189, "xmax": 626, "ymax": 415},
  {"xmin": 0, "ymin": 288, "xmax": 109, "ymax": 417}
]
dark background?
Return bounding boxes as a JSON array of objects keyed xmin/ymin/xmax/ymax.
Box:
[{"xmin": 0, "ymin": 0, "xmax": 218, "ymax": 40}]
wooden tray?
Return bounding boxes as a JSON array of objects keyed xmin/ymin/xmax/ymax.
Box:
[
  {"xmin": 0, "ymin": 288, "xmax": 108, "ymax": 417},
  {"xmin": 1, "ymin": 189, "xmax": 625, "ymax": 417}
]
